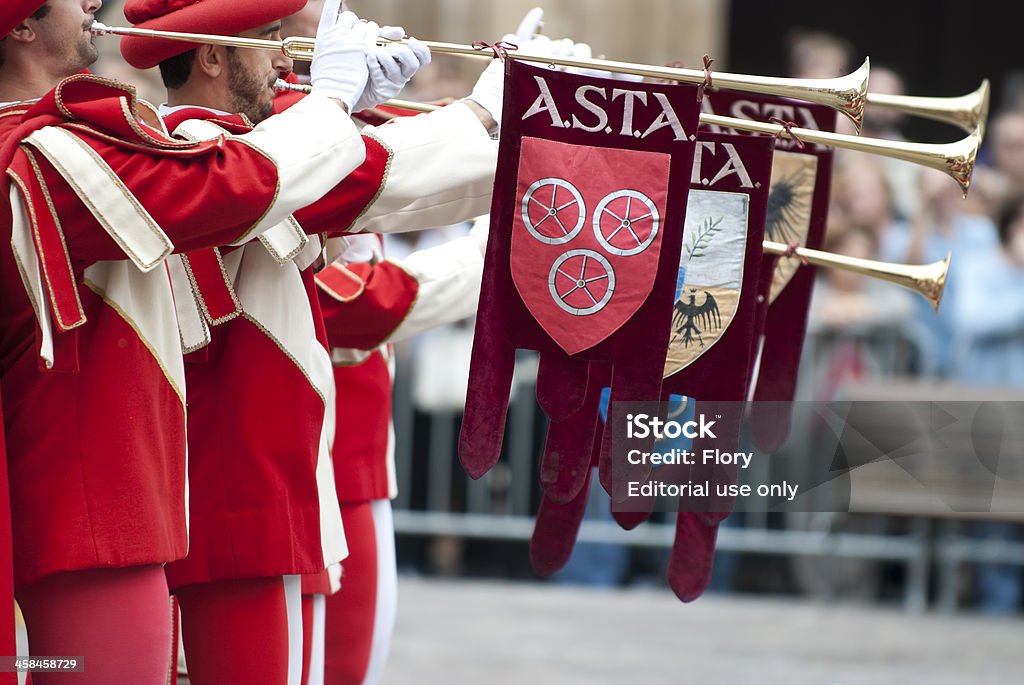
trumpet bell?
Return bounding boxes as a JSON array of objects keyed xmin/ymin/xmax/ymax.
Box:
[{"xmin": 765, "ymin": 242, "xmax": 951, "ymax": 313}]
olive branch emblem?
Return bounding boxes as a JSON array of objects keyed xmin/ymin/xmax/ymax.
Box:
[{"xmin": 684, "ymin": 216, "xmax": 723, "ymax": 263}]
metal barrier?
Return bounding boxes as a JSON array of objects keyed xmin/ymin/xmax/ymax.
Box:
[{"xmin": 388, "ymin": 322, "xmax": 1024, "ymax": 613}]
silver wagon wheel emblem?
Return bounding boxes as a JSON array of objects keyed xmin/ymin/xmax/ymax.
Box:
[
  {"xmin": 548, "ymin": 249, "xmax": 616, "ymax": 316},
  {"xmin": 521, "ymin": 178, "xmax": 586, "ymax": 245},
  {"xmin": 593, "ymin": 190, "xmax": 660, "ymax": 257}
]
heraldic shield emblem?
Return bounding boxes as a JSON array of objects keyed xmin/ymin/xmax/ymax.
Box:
[
  {"xmin": 511, "ymin": 137, "xmax": 670, "ymax": 355},
  {"xmin": 664, "ymin": 189, "xmax": 749, "ymax": 377}
]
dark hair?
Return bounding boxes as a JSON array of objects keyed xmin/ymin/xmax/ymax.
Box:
[
  {"xmin": 0, "ymin": 4, "xmax": 52, "ymax": 68},
  {"xmin": 997, "ymin": 195, "xmax": 1024, "ymax": 248},
  {"xmin": 158, "ymin": 49, "xmax": 198, "ymax": 89},
  {"xmin": 159, "ymin": 45, "xmax": 238, "ymax": 90}
]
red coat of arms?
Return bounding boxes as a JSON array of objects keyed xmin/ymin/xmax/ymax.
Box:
[{"xmin": 511, "ymin": 137, "xmax": 670, "ymax": 355}]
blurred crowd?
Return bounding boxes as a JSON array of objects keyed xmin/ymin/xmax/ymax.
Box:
[
  {"xmin": 791, "ymin": 30, "xmax": 1024, "ymax": 389},
  {"xmin": 788, "ymin": 30, "xmax": 1024, "ymax": 615}
]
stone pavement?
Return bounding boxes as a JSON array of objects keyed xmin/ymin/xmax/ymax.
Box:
[{"xmin": 383, "ymin": 577, "xmax": 1024, "ymax": 685}]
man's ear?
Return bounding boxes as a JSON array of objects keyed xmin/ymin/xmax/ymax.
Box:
[
  {"xmin": 193, "ymin": 44, "xmax": 226, "ymax": 79},
  {"xmin": 5, "ymin": 20, "xmax": 39, "ymax": 45}
]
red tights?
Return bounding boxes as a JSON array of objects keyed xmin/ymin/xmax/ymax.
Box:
[
  {"xmin": 176, "ymin": 576, "xmax": 294, "ymax": 685},
  {"xmin": 16, "ymin": 565, "xmax": 171, "ymax": 685}
]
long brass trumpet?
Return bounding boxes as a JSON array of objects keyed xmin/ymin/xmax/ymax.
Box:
[
  {"xmin": 867, "ymin": 79, "xmax": 991, "ymax": 139},
  {"xmin": 700, "ymin": 114, "xmax": 979, "ymax": 197},
  {"xmin": 272, "ymin": 81, "xmax": 979, "ymax": 197},
  {"xmin": 764, "ymin": 242, "xmax": 951, "ymax": 313},
  {"xmin": 274, "ymin": 83, "xmax": 953, "ymax": 309},
  {"xmin": 89, "ymin": 21, "xmax": 870, "ymax": 131},
  {"xmin": 438, "ymin": 29, "xmax": 990, "ymax": 140}
]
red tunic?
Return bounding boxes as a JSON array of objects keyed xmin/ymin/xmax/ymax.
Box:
[
  {"xmin": 317, "ymin": 257, "xmax": 417, "ymax": 502},
  {"xmin": 161, "ymin": 108, "xmax": 394, "ymax": 589},
  {"xmin": 317, "ymin": 227, "xmax": 487, "ymax": 505},
  {"xmin": 0, "ymin": 75, "xmax": 364, "ymax": 588},
  {"xmin": 164, "ymin": 95, "xmax": 493, "ymax": 588}
]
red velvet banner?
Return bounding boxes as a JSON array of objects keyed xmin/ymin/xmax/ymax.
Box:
[
  {"xmin": 459, "ymin": 61, "xmax": 701, "ymax": 481},
  {"xmin": 701, "ymin": 92, "xmax": 838, "ymax": 452},
  {"xmin": 531, "ymin": 131, "xmax": 776, "ymax": 602}
]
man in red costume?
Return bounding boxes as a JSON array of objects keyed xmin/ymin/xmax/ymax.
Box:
[
  {"xmin": 0, "ymin": 1, "xmax": 381, "ymax": 682},
  {"xmin": 119, "ymin": 0, "xmax": 505, "ymax": 682},
  {"xmin": 312, "ymin": 223, "xmax": 487, "ymax": 684},
  {"xmin": 290, "ymin": 6, "xmax": 614, "ymax": 682}
]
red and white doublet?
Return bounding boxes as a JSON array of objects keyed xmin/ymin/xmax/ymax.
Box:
[
  {"xmin": 161, "ymin": 100, "xmax": 497, "ymax": 592},
  {"xmin": 312, "ymin": 155, "xmax": 487, "ymax": 683},
  {"xmin": 318, "ymin": 232, "xmax": 485, "ymax": 503},
  {"xmin": 0, "ymin": 75, "xmax": 366, "ymax": 588}
]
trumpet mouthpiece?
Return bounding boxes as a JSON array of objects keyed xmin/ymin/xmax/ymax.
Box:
[
  {"xmin": 89, "ymin": 21, "xmax": 113, "ymax": 36},
  {"xmin": 274, "ymin": 79, "xmax": 312, "ymax": 94}
]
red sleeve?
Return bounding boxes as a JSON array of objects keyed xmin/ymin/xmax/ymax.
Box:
[
  {"xmin": 18, "ymin": 135, "xmax": 280, "ymax": 268},
  {"xmin": 292, "ymin": 136, "xmax": 391, "ymax": 236},
  {"xmin": 315, "ymin": 260, "xmax": 420, "ymax": 350}
]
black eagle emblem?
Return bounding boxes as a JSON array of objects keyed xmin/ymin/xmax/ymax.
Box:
[
  {"xmin": 764, "ymin": 167, "xmax": 812, "ymax": 244},
  {"xmin": 672, "ymin": 289, "xmax": 722, "ymax": 349}
]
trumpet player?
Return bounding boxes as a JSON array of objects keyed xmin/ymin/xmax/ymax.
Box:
[
  {"xmin": 0, "ymin": 0, "xmax": 398, "ymax": 682},
  {"xmin": 279, "ymin": 6, "xmax": 630, "ymax": 683},
  {"xmin": 114, "ymin": 0, "xmax": 556, "ymax": 681}
]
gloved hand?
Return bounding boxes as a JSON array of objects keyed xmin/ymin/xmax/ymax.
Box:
[
  {"xmin": 465, "ymin": 7, "xmax": 545, "ymax": 126},
  {"xmin": 353, "ymin": 26, "xmax": 432, "ymax": 112},
  {"xmin": 310, "ymin": 1, "xmax": 376, "ymax": 111},
  {"xmin": 338, "ymin": 234, "xmax": 379, "ymax": 264},
  {"xmin": 469, "ymin": 215, "xmax": 490, "ymax": 255}
]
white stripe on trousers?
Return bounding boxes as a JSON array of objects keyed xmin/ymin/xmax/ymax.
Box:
[
  {"xmin": 363, "ymin": 499, "xmax": 398, "ymax": 685},
  {"xmin": 284, "ymin": 575, "xmax": 303, "ymax": 685}
]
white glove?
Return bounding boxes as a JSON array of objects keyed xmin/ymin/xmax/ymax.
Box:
[
  {"xmin": 512, "ymin": 8, "xmax": 642, "ymax": 84},
  {"xmin": 339, "ymin": 234, "xmax": 379, "ymax": 264},
  {"xmin": 515, "ymin": 7, "xmax": 545, "ymax": 43},
  {"xmin": 310, "ymin": 2, "xmax": 376, "ymax": 111},
  {"xmin": 469, "ymin": 215, "xmax": 490, "ymax": 255},
  {"xmin": 353, "ymin": 26, "xmax": 432, "ymax": 112},
  {"xmin": 464, "ymin": 7, "xmax": 545, "ymax": 126},
  {"xmin": 465, "ymin": 41, "xmax": 510, "ymax": 126}
]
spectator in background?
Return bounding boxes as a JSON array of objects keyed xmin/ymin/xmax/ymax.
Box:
[
  {"xmin": 860, "ymin": 66, "xmax": 920, "ymax": 220},
  {"xmin": 786, "ymin": 29, "xmax": 853, "ymax": 80},
  {"xmin": 882, "ymin": 167, "xmax": 999, "ymax": 376},
  {"xmin": 808, "ymin": 215, "xmax": 913, "ymax": 399},
  {"xmin": 861, "ymin": 67, "xmax": 908, "ymax": 141},
  {"xmin": 835, "ymin": 157, "xmax": 907, "ymax": 247},
  {"xmin": 785, "ymin": 29, "xmax": 860, "ymax": 137},
  {"xmin": 982, "ymin": 109, "xmax": 1024, "ymax": 205},
  {"xmin": 968, "ymin": 109, "xmax": 1024, "ymax": 222},
  {"xmin": 953, "ymin": 195, "xmax": 1024, "ymax": 386},
  {"xmin": 951, "ymin": 195, "xmax": 1024, "ymax": 615}
]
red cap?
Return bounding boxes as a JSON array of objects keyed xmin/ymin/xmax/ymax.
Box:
[
  {"xmin": 0, "ymin": 1, "xmax": 47, "ymax": 38},
  {"xmin": 120, "ymin": 0, "xmax": 306, "ymax": 70}
]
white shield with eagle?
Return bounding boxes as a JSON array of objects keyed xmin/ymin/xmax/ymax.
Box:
[{"xmin": 664, "ymin": 189, "xmax": 749, "ymax": 377}]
